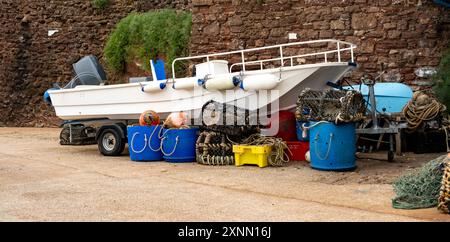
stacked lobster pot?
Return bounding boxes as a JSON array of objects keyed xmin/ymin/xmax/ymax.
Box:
[
  {"xmin": 196, "ymin": 131, "xmax": 234, "ymax": 166},
  {"xmin": 196, "ymin": 100, "xmax": 260, "ymax": 166},
  {"xmin": 295, "ymin": 88, "xmax": 366, "ymax": 171}
]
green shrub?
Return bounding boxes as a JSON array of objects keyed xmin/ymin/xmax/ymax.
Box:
[
  {"xmin": 433, "ymin": 48, "xmax": 450, "ymax": 111},
  {"xmin": 104, "ymin": 10, "xmax": 192, "ymax": 75},
  {"xmin": 91, "ymin": 0, "xmax": 110, "ymax": 9}
]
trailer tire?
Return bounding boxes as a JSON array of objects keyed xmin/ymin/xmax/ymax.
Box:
[{"xmin": 98, "ymin": 128, "xmax": 125, "ymax": 156}]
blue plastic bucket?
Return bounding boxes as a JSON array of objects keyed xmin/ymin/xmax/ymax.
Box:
[
  {"xmin": 127, "ymin": 126, "xmax": 163, "ymax": 162},
  {"xmin": 161, "ymin": 128, "xmax": 199, "ymax": 163},
  {"xmin": 309, "ymin": 122, "xmax": 356, "ymax": 171},
  {"xmin": 296, "ymin": 121, "xmax": 311, "ymax": 141}
]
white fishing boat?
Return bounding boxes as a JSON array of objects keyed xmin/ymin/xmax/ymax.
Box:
[{"xmin": 46, "ymin": 39, "xmax": 357, "ymax": 122}]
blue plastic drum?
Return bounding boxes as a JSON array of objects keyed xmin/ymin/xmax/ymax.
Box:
[
  {"xmin": 161, "ymin": 128, "xmax": 199, "ymax": 163},
  {"xmin": 309, "ymin": 122, "xmax": 356, "ymax": 171},
  {"xmin": 127, "ymin": 126, "xmax": 163, "ymax": 162}
]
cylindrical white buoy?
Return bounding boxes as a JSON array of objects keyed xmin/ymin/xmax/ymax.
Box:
[
  {"xmin": 142, "ymin": 81, "xmax": 166, "ymax": 93},
  {"xmin": 240, "ymin": 74, "xmax": 279, "ymax": 91},
  {"xmin": 204, "ymin": 75, "xmax": 239, "ymax": 91},
  {"xmin": 173, "ymin": 78, "xmax": 201, "ymax": 90}
]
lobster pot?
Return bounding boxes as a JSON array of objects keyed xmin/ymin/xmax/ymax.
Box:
[
  {"xmin": 161, "ymin": 128, "xmax": 199, "ymax": 163},
  {"xmin": 127, "ymin": 126, "xmax": 163, "ymax": 162},
  {"xmin": 196, "ymin": 131, "xmax": 234, "ymax": 166},
  {"xmin": 309, "ymin": 122, "xmax": 356, "ymax": 171}
]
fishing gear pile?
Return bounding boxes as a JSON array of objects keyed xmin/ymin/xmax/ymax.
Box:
[
  {"xmin": 392, "ymin": 155, "xmax": 447, "ymax": 210},
  {"xmin": 197, "ymin": 100, "xmax": 260, "ymax": 166},
  {"xmin": 295, "ymin": 88, "xmax": 366, "ymax": 123},
  {"xmin": 438, "ymin": 159, "xmax": 450, "ymax": 214}
]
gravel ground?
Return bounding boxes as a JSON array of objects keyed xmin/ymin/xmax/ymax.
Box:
[{"xmin": 0, "ymin": 127, "xmax": 448, "ymax": 221}]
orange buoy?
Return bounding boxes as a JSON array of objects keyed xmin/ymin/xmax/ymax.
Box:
[{"xmin": 139, "ymin": 110, "xmax": 160, "ymax": 126}]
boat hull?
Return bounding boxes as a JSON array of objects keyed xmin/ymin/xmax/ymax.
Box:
[{"xmin": 48, "ymin": 63, "xmax": 354, "ymax": 121}]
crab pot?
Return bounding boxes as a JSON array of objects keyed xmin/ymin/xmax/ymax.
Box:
[
  {"xmin": 127, "ymin": 126, "xmax": 163, "ymax": 162},
  {"xmin": 309, "ymin": 122, "xmax": 356, "ymax": 171},
  {"xmin": 161, "ymin": 128, "xmax": 199, "ymax": 163}
]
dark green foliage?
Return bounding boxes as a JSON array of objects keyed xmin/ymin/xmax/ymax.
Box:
[
  {"xmin": 104, "ymin": 10, "xmax": 192, "ymax": 75},
  {"xmin": 91, "ymin": 0, "xmax": 110, "ymax": 9},
  {"xmin": 434, "ymin": 48, "xmax": 450, "ymax": 111}
]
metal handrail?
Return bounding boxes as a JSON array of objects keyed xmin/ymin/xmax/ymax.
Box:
[
  {"xmin": 171, "ymin": 39, "xmax": 356, "ymax": 79},
  {"xmin": 229, "ymin": 47, "xmax": 354, "ymax": 72}
]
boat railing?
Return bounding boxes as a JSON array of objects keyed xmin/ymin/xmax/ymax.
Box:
[{"xmin": 171, "ymin": 39, "xmax": 356, "ymax": 79}]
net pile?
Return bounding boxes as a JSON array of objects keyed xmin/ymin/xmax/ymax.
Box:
[
  {"xmin": 438, "ymin": 159, "xmax": 450, "ymax": 214},
  {"xmin": 392, "ymin": 155, "xmax": 447, "ymax": 209},
  {"xmin": 295, "ymin": 88, "xmax": 366, "ymax": 123}
]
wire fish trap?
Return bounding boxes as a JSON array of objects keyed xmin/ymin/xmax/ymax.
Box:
[
  {"xmin": 438, "ymin": 160, "xmax": 450, "ymax": 214},
  {"xmin": 60, "ymin": 124, "xmax": 97, "ymax": 145},
  {"xmin": 295, "ymin": 88, "xmax": 366, "ymax": 123},
  {"xmin": 196, "ymin": 131, "xmax": 234, "ymax": 166},
  {"xmin": 201, "ymin": 100, "xmax": 261, "ymax": 138}
]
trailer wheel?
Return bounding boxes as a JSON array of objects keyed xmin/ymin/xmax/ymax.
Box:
[{"xmin": 98, "ymin": 128, "xmax": 125, "ymax": 156}]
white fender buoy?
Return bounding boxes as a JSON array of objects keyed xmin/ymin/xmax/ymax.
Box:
[
  {"xmin": 203, "ymin": 75, "xmax": 240, "ymax": 91},
  {"xmin": 141, "ymin": 81, "xmax": 166, "ymax": 93},
  {"xmin": 173, "ymin": 77, "xmax": 202, "ymax": 90},
  {"xmin": 240, "ymin": 74, "xmax": 279, "ymax": 91},
  {"xmin": 305, "ymin": 151, "xmax": 311, "ymax": 162}
]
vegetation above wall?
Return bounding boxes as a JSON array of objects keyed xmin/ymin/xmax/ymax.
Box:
[
  {"xmin": 434, "ymin": 48, "xmax": 450, "ymax": 111},
  {"xmin": 104, "ymin": 9, "xmax": 192, "ymax": 75}
]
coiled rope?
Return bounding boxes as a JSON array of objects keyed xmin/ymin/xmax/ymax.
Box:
[{"xmin": 402, "ymin": 91, "xmax": 446, "ymax": 132}]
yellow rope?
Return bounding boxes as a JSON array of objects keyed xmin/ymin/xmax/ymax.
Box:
[{"xmin": 402, "ymin": 91, "xmax": 446, "ymax": 132}]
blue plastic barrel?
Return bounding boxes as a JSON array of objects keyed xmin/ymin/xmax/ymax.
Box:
[
  {"xmin": 309, "ymin": 122, "xmax": 356, "ymax": 171},
  {"xmin": 296, "ymin": 121, "xmax": 311, "ymax": 141},
  {"xmin": 127, "ymin": 126, "xmax": 163, "ymax": 162},
  {"xmin": 161, "ymin": 128, "xmax": 199, "ymax": 163}
]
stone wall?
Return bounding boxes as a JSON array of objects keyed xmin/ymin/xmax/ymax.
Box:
[
  {"xmin": 191, "ymin": 0, "xmax": 450, "ymax": 84},
  {"xmin": 0, "ymin": 0, "xmax": 191, "ymax": 126},
  {"xmin": 0, "ymin": 0, "xmax": 449, "ymax": 127}
]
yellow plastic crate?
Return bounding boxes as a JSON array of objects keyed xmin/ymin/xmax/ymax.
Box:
[{"xmin": 232, "ymin": 145, "xmax": 272, "ymax": 168}]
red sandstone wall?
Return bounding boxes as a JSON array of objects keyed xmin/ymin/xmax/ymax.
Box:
[
  {"xmin": 191, "ymin": 0, "xmax": 450, "ymax": 85},
  {"xmin": 0, "ymin": 0, "xmax": 449, "ymax": 127}
]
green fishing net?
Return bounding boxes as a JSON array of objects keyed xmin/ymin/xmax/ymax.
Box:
[{"xmin": 392, "ymin": 155, "xmax": 446, "ymax": 210}]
